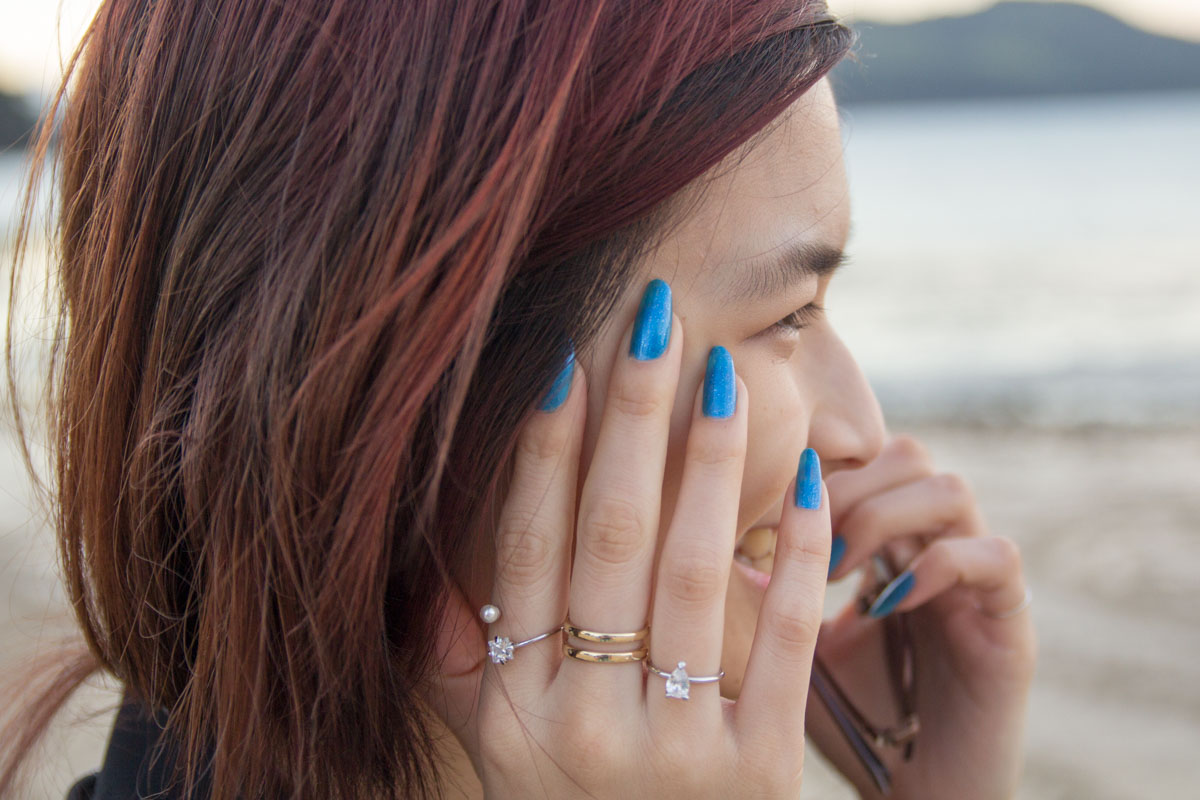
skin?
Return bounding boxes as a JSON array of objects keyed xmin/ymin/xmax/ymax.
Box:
[{"xmin": 429, "ymin": 77, "xmax": 1035, "ymax": 798}]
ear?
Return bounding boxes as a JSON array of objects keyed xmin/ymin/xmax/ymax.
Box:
[{"xmin": 424, "ymin": 580, "xmax": 486, "ymax": 754}]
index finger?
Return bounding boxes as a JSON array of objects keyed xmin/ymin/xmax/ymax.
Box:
[{"xmin": 488, "ymin": 351, "xmax": 585, "ymax": 684}]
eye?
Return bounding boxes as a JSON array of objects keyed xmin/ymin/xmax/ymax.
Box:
[{"xmin": 766, "ymin": 302, "xmax": 825, "ymax": 336}]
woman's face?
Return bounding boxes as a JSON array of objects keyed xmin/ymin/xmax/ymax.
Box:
[{"xmin": 578, "ymin": 77, "xmax": 886, "ymax": 695}]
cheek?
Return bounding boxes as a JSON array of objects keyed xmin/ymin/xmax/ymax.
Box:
[{"xmin": 738, "ymin": 364, "xmax": 809, "ymax": 529}]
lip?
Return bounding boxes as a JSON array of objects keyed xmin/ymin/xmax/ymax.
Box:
[
  {"xmin": 732, "ymin": 523, "xmax": 779, "ymax": 592},
  {"xmin": 732, "ymin": 555, "xmax": 772, "ymax": 591}
]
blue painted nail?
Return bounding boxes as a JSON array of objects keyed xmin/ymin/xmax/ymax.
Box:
[
  {"xmin": 867, "ymin": 570, "xmax": 915, "ymax": 618},
  {"xmin": 702, "ymin": 346, "xmax": 736, "ymax": 418},
  {"xmin": 628, "ymin": 279, "xmax": 672, "ymax": 360},
  {"xmin": 794, "ymin": 447, "xmax": 822, "ymax": 509},
  {"xmin": 828, "ymin": 535, "xmax": 846, "ymax": 577},
  {"xmin": 538, "ymin": 346, "xmax": 575, "ymax": 412}
]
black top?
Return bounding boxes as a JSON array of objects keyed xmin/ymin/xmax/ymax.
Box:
[{"xmin": 65, "ymin": 692, "xmax": 211, "ymax": 799}]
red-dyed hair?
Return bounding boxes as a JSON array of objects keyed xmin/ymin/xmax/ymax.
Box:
[{"xmin": 2, "ymin": 1, "xmax": 856, "ymax": 796}]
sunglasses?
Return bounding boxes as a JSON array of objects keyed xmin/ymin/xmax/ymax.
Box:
[{"xmin": 810, "ymin": 551, "xmax": 919, "ymax": 796}]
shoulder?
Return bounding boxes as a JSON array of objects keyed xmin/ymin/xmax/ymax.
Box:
[
  {"xmin": 64, "ymin": 691, "xmax": 210, "ymax": 800},
  {"xmin": 65, "ymin": 772, "xmax": 97, "ymax": 799}
]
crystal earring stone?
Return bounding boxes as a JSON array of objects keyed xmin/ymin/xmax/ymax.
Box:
[
  {"xmin": 665, "ymin": 661, "xmax": 691, "ymax": 700},
  {"xmin": 488, "ymin": 635, "xmax": 515, "ymax": 664}
]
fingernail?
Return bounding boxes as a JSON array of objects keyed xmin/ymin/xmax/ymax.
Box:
[
  {"xmin": 629, "ymin": 279, "xmax": 672, "ymax": 360},
  {"xmin": 827, "ymin": 534, "xmax": 846, "ymax": 577},
  {"xmin": 538, "ymin": 346, "xmax": 575, "ymax": 412},
  {"xmin": 866, "ymin": 570, "xmax": 915, "ymax": 618},
  {"xmin": 702, "ymin": 346, "xmax": 736, "ymax": 418},
  {"xmin": 794, "ymin": 447, "xmax": 822, "ymax": 509}
]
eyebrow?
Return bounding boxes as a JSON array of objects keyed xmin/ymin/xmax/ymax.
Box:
[{"xmin": 718, "ymin": 239, "xmax": 850, "ymax": 304}]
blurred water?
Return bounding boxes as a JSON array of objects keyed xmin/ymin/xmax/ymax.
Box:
[
  {"xmin": 834, "ymin": 89, "xmax": 1200, "ymax": 428},
  {"xmin": 3, "ymin": 90, "xmax": 1198, "ymax": 427}
]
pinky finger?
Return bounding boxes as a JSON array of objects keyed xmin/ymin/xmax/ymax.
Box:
[{"xmin": 865, "ymin": 535, "xmax": 1027, "ymax": 620}]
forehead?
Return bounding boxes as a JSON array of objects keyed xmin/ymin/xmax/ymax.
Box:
[{"xmin": 654, "ymin": 79, "xmax": 850, "ymax": 289}]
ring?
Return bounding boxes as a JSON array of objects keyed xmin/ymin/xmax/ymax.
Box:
[
  {"xmin": 646, "ymin": 660, "xmax": 725, "ymax": 701},
  {"xmin": 563, "ymin": 644, "xmax": 648, "ymax": 664},
  {"xmin": 487, "ymin": 626, "xmax": 561, "ymax": 665},
  {"xmin": 979, "ymin": 585, "xmax": 1032, "ymax": 619},
  {"xmin": 562, "ymin": 619, "xmax": 650, "ymax": 644}
]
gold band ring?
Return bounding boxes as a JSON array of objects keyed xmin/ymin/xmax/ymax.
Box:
[
  {"xmin": 563, "ymin": 619, "xmax": 650, "ymax": 644},
  {"xmin": 563, "ymin": 643, "xmax": 648, "ymax": 664}
]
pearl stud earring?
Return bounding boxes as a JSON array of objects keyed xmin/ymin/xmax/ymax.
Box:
[{"xmin": 479, "ymin": 604, "xmax": 501, "ymax": 625}]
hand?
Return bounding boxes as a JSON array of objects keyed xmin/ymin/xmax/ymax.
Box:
[
  {"xmin": 809, "ymin": 434, "xmax": 1037, "ymax": 800},
  {"xmin": 429, "ymin": 283, "xmax": 836, "ymax": 798}
]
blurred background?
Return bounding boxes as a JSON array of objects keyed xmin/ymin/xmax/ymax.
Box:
[{"xmin": 2, "ymin": 1, "xmax": 1197, "ymax": 797}]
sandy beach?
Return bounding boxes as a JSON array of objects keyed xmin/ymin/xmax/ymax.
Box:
[{"xmin": 3, "ymin": 420, "xmax": 1197, "ymax": 798}]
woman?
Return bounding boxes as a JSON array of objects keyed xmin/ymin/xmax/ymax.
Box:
[{"xmin": 1, "ymin": 1, "xmax": 1035, "ymax": 797}]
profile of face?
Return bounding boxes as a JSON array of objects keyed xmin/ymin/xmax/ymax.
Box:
[{"xmin": 576, "ymin": 77, "xmax": 886, "ymax": 695}]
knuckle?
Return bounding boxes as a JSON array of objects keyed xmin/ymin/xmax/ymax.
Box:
[
  {"xmin": 495, "ymin": 517, "xmax": 556, "ymax": 584},
  {"xmin": 516, "ymin": 416, "xmax": 571, "ymax": 462},
  {"xmin": 925, "ymin": 535, "xmax": 953, "ymax": 563},
  {"xmin": 661, "ymin": 552, "xmax": 725, "ymax": 609},
  {"xmin": 922, "ymin": 537, "xmax": 956, "ymax": 576},
  {"xmin": 989, "ymin": 535, "xmax": 1023, "ymax": 572},
  {"xmin": 608, "ymin": 371, "xmax": 664, "ymax": 419},
  {"xmin": 888, "ymin": 433, "xmax": 932, "ymax": 470},
  {"xmin": 579, "ymin": 496, "xmax": 647, "ymax": 567},
  {"xmin": 933, "ymin": 471, "xmax": 973, "ymax": 502},
  {"xmin": 844, "ymin": 496, "xmax": 884, "ymax": 536},
  {"xmin": 761, "ymin": 603, "xmax": 821, "ymax": 654},
  {"xmin": 779, "ymin": 532, "xmax": 831, "ymax": 570},
  {"xmin": 686, "ymin": 431, "xmax": 745, "ymax": 471}
]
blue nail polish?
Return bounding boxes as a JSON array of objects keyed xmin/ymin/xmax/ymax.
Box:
[
  {"xmin": 538, "ymin": 346, "xmax": 575, "ymax": 412},
  {"xmin": 794, "ymin": 447, "xmax": 822, "ymax": 509},
  {"xmin": 702, "ymin": 346, "xmax": 736, "ymax": 418},
  {"xmin": 628, "ymin": 279, "xmax": 672, "ymax": 360},
  {"xmin": 867, "ymin": 570, "xmax": 915, "ymax": 618},
  {"xmin": 828, "ymin": 535, "xmax": 846, "ymax": 577}
]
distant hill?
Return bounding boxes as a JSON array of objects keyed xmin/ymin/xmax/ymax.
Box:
[
  {"xmin": 831, "ymin": 0, "xmax": 1200, "ymax": 104},
  {"xmin": 4, "ymin": 1, "xmax": 1199, "ymax": 148}
]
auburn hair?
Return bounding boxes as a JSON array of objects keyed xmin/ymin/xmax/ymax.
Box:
[{"xmin": 1, "ymin": 1, "xmax": 856, "ymax": 797}]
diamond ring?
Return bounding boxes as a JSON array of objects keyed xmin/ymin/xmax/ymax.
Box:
[
  {"xmin": 487, "ymin": 626, "xmax": 561, "ymax": 665},
  {"xmin": 646, "ymin": 660, "xmax": 725, "ymax": 700}
]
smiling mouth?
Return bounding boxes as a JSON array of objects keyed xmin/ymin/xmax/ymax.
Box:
[{"xmin": 733, "ymin": 526, "xmax": 778, "ymax": 586}]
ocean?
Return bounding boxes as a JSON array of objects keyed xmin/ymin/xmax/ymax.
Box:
[
  {"xmin": 834, "ymin": 89, "xmax": 1200, "ymax": 428},
  {"xmin": 3, "ymin": 89, "xmax": 1197, "ymax": 428}
]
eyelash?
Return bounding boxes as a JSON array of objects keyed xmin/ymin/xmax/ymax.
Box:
[{"xmin": 767, "ymin": 302, "xmax": 825, "ymax": 335}]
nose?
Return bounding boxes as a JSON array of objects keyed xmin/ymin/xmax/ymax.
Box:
[{"xmin": 804, "ymin": 328, "xmax": 886, "ymax": 473}]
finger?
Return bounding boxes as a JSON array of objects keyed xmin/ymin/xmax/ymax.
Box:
[
  {"xmin": 826, "ymin": 433, "xmax": 934, "ymax": 528},
  {"xmin": 648, "ymin": 353, "xmax": 747, "ymax": 722},
  {"xmin": 829, "ymin": 472, "xmax": 986, "ymax": 581},
  {"xmin": 736, "ymin": 448, "xmax": 830, "ymax": 751},
  {"xmin": 565, "ymin": 280, "xmax": 682, "ymax": 697},
  {"xmin": 861, "ymin": 535, "xmax": 1028, "ymax": 622},
  {"xmin": 489, "ymin": 349, "xmax": 585, "ymax": 684}
]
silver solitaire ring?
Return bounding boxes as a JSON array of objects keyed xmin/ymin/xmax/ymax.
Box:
[
  {"xmin": 979, "ymin": 585, "xmax": 1033, "ymax": 620},
  {"xmin": 487, "ymin": 627, "xmax": 561, "ymax": 665},
  {"xmin": 646, "ymin": 660, "xmax": 725, "ymax": 701}
]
